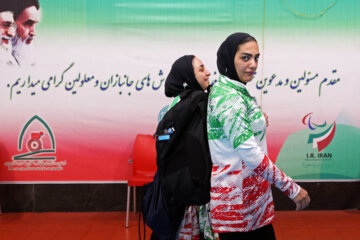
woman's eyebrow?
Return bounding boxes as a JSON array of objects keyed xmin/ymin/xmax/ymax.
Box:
[{"xmin": 241, "ymin": 53, "xmax": 261, "ymax": 57}]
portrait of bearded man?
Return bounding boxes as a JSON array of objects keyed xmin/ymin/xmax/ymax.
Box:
[
  {"xmin": 12, "ymin": 0, "xmax": 41, "ymax": 67},
  {"xmin": 0, "ymin": 0, "xmax": 17, "ymax": 67}
]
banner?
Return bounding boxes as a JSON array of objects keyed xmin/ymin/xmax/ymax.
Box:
[{"xmin": 0, "ymin": 0, "xmax": 359, "ymax": 182}]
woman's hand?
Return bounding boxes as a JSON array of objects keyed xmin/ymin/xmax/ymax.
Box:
[{"xmin": 293, "ymin": 187, "xmax": 311, "ymax": 210}]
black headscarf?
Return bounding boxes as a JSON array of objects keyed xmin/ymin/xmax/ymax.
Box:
[
  {"xmin": 217, "ymin": 32, "xmax": 254, "ymax": 82},
  {"xmin": 165, "ymin": 55, "xmax": 202, "ymax": 97}
]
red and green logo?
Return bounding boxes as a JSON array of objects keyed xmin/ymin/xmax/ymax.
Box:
[
  {"xmin": 13, "ymin": 115, "xmax": 56, "ymax": 160},
  {"xmin": 302, "ymin": 112, "xmax": 336, "ymax": 152}
]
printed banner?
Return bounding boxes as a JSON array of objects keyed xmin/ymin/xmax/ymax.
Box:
[{"xmin": 0, "ymin": 0, "xmax": 359, "ymax": 182}]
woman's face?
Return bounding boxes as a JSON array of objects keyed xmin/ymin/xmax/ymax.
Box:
[
  {"xmin": 193, "ymin": 57, "xmax": 211, "ymax": 90},
  {"xmin": 234, "ymin": 41, "xmax": 260, "ymax": 84}
]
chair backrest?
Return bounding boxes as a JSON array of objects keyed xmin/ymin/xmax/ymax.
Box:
[{"xmin": 132, "ymin": 134, "xmax": 157, "ymax": 176}]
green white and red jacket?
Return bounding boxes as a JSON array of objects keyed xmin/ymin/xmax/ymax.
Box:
[{"xmin": 207, "ymin": 75, "xmax": 300, "ymax": 233}]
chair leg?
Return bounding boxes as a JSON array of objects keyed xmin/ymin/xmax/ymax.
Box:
[
  {"xmin": 126, "ymin": 186, "xmax": 131, "ymax": 228},
  {"xmin": 133, "ymin": 186, "xmax": 136, "ymax": 213}
]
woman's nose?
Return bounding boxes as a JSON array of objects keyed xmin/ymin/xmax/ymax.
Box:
[{"xmin": 249, "ymin": 59, "xmax": 258, "ymax": 69}]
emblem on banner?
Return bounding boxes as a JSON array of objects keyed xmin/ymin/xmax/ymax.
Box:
[
  {"xmin": 302, "ymin": 112, "xmax": 336, "ymax": 152},
  {"xmin": 5, "ymin": 115, "xmax": 66, "ymax": 171},
  {"xmin": 13, "ymin": 115, "xmax": 56, "ymax": 160}
]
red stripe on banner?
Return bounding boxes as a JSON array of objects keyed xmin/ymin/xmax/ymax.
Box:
[{"xmin": 318, "ymin": 123, "xmax": 336, "ymax": 152}]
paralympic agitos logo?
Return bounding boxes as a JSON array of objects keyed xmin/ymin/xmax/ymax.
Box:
[{"xmin": 302, "ymin": 112, "xmax": 336, "ymax": 152}]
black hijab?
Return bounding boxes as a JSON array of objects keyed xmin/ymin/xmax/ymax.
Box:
[
  {"xmin": 165, "ymin": 55, "xmax": 202, "ymax": 97},
  {"xmin": 217, "ymin": 32, "xmax": 254, "ymax": 82}
]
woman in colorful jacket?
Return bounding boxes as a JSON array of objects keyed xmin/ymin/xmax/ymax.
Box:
[{"xmin": 207, "ymin": 32, "xmax": 310, "ymax": 240}]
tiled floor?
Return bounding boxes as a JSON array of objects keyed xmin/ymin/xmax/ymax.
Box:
[
  {"xmin": 273, "ymin": 210, "xmax": 359, "ymax": 240},
  {"xmin": 0, "ymin": 210, "xmax": 359, "ymax": 240}
]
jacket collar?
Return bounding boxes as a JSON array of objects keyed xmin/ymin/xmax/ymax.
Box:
[{"xmin": 219, "ymin": 75, "xmax": 251, "ymax": 97}]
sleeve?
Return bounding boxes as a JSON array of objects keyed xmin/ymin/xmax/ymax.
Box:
[{"xmin": 215, "ymin": 93, "xmax": 300, "ymax": 199}]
